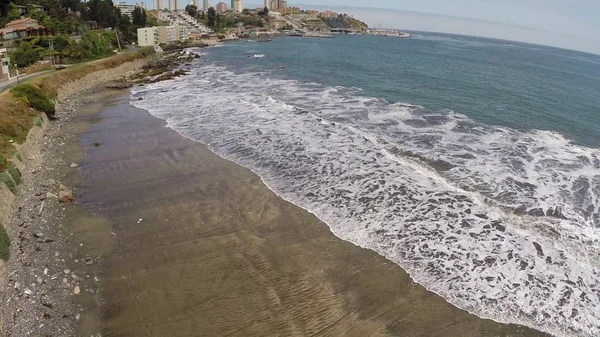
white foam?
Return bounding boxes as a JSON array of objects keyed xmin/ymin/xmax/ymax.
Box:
[{"xmin": 131, "ymin": 63, "xmax": 600, "ymax": 337}]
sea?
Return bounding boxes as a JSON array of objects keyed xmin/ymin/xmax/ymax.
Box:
[{"xmin": 130, "ymin": 32, "xmax": 600, "ymax": 337}]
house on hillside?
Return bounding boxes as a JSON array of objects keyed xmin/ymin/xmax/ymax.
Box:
[{"xmin": 0, "ymin": 17, "xmax": 50, "ymax": 40}]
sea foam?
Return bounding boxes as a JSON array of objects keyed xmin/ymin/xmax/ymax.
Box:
[{"xmin": 131, "ymin": 63, "xmax": 600, "ymax": 337}]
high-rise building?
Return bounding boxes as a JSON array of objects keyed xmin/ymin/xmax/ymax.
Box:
[
  {"xmin": 203, "ymin": 0, "xmax": 209, "ymax": 10},
  {"xmin": 216, "ymin": 2, "xmax": 227, "ymax": 12},
  {"xmin": 230, "ymin": 0, "xmax": 234, "ymax": 11},
  {"xmin": 233, "ymin": 0, "xmax": 242, "ymax": 12}
]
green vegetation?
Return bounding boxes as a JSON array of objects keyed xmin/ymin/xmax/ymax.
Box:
[
  {"xmin": 0, "ymin": 154, "xmax": 7, "ymax": 171},
  {"xmin": 0, "ymin": 171, "xmax": 16, "ymax": 192},
  {"xmin": 184, "ymin": 4, "xmax": 197, "ymax": 18},
  {"xmin": 11, "ymin": 84, "xmax": 56, "ymax": 117},
  {"xmin": 0, "ymin": 48, "xmax": 154, "ymax": 176},
  {"xmin": 201, "ymin": 8, "xmax": 267, "ymax": 32},
  {"xmin": 33, "ymin": 116, "xmax": 42, "ymax": 127},
  {"xmin": 1, "ymin": 0, "xmax": 155, "ymax": 67},
  {"xmin": 0, "ymin": 225, "xmax": 9, "ymax": 261},
  {"xmin": 7, "ymin": 165, "xmax": 20, "ymax": 184},
  {"xmin": 321, "ymin": 14, "xmax": 368, "ymax": 32}
]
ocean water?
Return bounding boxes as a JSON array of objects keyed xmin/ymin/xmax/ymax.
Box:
[{"xmin": 131, "ymin": 33, "xmax": 600, "ymax": 337}]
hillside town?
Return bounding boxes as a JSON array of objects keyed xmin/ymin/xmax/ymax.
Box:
[{"xmin": 0, "ymin": 0, "xmax": 383, "ymax": 84}]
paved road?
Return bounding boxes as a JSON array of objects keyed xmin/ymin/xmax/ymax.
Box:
[{"xmin": 0, "ymin": 70, "xmax": 55, "ymax": 94}]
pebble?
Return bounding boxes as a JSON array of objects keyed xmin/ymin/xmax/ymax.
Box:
[
  {"xmin": 64, "ymin": 269, "xmax": 70, "ymax": 274},
  {"xmin": 24, "ymin": 289, "xmax": 33, "ymax": 296},
  {"xmin": 36, "ymin": 277, "xmax": 43, "ymax": 284},
  {"xmin": 63, "ymin": 278, "xmax": 68, "ymax": 283},
  {"xmin": 73, "ymin": 286, "xmax": 80, "ymax": 295},
  {"xmin": 43, "ymin": 268, "xmax": 48, "ymax": 275}
]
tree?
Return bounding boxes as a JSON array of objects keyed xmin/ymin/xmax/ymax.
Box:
[
  {"xmin": 131, "ymin": 7, "xmax": 146, "ymax": 27},
  {"xmin": 185, "ymin": 4, "xmax": 197, "ymax": 18},
  {"xmin": 83, "ymin": 0, "xmax": 120, "ymax": 28},
  {"xmin": 0, "ymin": 2, "xmax": 21, "ymax": 27},
  {"xmin": 60, "ymin": 0, "xmax": 80, "ymax": 12},
  {"xmin": 242, "ymin": 8, "xmax": 249, "ymax": 14},
  {"xmin": 207, "ymin": 6, "xmax": 216, "ymax": 27},
  {"xmin": 264, "ymin": 6, "xmax": 269, "ymax": 14}
]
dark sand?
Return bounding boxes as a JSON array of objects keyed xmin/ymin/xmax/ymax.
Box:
[{"xmin": 67, "ymin": 90, "xmax": 550, "ymax": 337}]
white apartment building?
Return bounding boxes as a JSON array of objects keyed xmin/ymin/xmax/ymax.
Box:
[
  {"xmin": 168, "ymin": 0, "xmax": 182, "ymax": 11},
  {"xmin": 137, "ymin": 27, "xmax": 156, "ymax": 46},
  {"xmin": 203, "ymin": 0, "xmax": 209, "ymax": 11},
  {"xmin": 153, "ymin": 0, "xmax": 166, "ymax": 10},
  {"xmin": 116, "ymin": 2, "xmax": 146, "ymax": 17},
  {"xmin": 233, "ymin": 0, "xmax": 243, "ymax": 12},
  {"xmin": 0, "ymin": 48, "xmax": 10, "ymax": 82}
]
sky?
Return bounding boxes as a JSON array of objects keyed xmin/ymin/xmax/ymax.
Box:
[{"xmin": 241, "ymin": 0, "xmax": 600, "ymax": 54}]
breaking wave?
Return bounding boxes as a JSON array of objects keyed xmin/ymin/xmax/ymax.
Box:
[{"xmin": 131, "ymin": 63, "xmax": 600, "ymax": 337}]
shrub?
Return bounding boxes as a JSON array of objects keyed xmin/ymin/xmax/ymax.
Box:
[
  {"xmin": 0, "ymin": 154, "xmax": 6, "ymax": 171},
  {"xmin": 33, "ymin": 116, "xmax": 42, "ymax": 127},
  {"xmin": 11, "ymin": 84, "xmax": 56, "ymax": 118},
  {"xmin": 7, "ymin": 166, "xmax": 20, "ymax": 185},
  {"xmin": 0, "ymin": 225, "xmax": 9, "ymax": 261},
  {"xmin": 0, "ymin": 171, "xmax": 16, "ymax": 192}
]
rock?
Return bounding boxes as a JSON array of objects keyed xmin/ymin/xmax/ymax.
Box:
[
  {"xmin": 73, "ymin": 286, "xmax": 80, "ymax": 295},
  {"xmin": 43, "ymin": 268, "xmax": 48, "ymax": 275},
  {"xmin": 24, "ymin": 288, "xmax": 33, "ymax": 296},
  {"xmin": 59, "ymin": 184, "xmax": 67, "ymax": 191},
  {"xmin": 63, "ymin": 269, "xmax": 70, "ymax": 274},
  {"xmin": 58, "ymin": 190, "xmax": 74, "ymax": 203},
  {"xmin": 63, "ymin": 278, "xmax": 68, "ymax": 283},
  {"xmin": 47, "ymin": 179, "xmax": 57, "ymax": 186},
  {"xmin": 36, "ymin": 277, "xmax": 43, "ymax": 284},
  {"xmin": 69, "ymin": 163, "xmax": 79, "ymax": 168},
  {"xmin": 46, "ymin": 192, "xmax": 57, "ymax": 199},
  {"xmin": 75, "ymin": 313, "xmax": 80, "ymax": 320}
]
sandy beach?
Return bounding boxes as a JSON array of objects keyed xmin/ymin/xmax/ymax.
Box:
[{"xmin": 42, "ymin": 87, "xmax": 550, "ymax": 337}]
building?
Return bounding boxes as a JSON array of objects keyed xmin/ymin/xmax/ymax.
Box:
[
  {"xmin": 269, "ymin": 0, "xmax": 286, "ymax": 11},
  {"xmin": 15, "ymin": 4, "xmax": 45, "ymax": 15},
  {"xmin": 0, "ymin": 17, "xmax": 48, "ymax": 40},
  {"xmin": 169, "ymin": 0, "xmax": 182, "ymax": 11},
  {"xmin": 263, "ymin": 0, "xmax": 269, "ymax": 10},
  {"xmin": 233, "ymin": 0, "xmax": 243, "ymax": 12},
  {"xmin": 203, "ymin": 0, "xmax": 209, "ymax": 10},
  {"xmin": 0, "ymin": 48, "xmax": 10, "ymax": 83},
  {"xmin": 320, "ymin": 10, "xmax": 338, "ymax": 18},
  {"xmin": 115, "ymin": 2, "xmax": 146, "ymax": 17},
  {"xmin": 137, "ymin": 27, "xmax": 156, "ymax": 46},
  {"xmin": 216, "ymin": 2, "xmax": 227, "ymax": 12},
  {"xmin": 148, "ymin": 9, "xmax": 169, "ymax": 21},
  {"xmin": 153, "ymin": 0, "xmax": 166, "ymax": 10},
  {"xmin": 155, "ymin": 25, "xmax": 177, "ymax": 43}
]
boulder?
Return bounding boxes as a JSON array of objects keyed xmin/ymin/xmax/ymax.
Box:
[{"xmin": 58, "ymin": 190, "xmax": 74, "ymax": 203}]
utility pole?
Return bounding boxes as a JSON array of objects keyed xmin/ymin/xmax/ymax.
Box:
[{"xmin": 114, "ymin": 28, "xmax": 122, "ymax": 52}]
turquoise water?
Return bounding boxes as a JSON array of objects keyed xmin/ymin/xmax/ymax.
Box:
[
  {"xmin": 206, "ymin": 33, "xmax": 600, "ymax": 148},
  {"xmin": 132, "ymin": 33, "xmax": 600, "ymax": 337}
]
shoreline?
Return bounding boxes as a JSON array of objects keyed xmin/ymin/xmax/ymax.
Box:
[
  {"xmin": 137, "ymin": 90, "xmax": 556, "ymax": 337},
  {"xmin": 77, "ymin": 87, "xmax": 548, "ymax": 336},
  {"xmin": 1, "ymin": 54, "xmax": 552, "ymax": 336}
]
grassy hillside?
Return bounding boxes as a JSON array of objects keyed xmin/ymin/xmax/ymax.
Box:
[{"xmin": 0, "ymin": 48, "xmax": 154, "ymax": 173}]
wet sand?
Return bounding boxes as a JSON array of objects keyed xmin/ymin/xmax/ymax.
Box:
[{"xmin": 68, "ymin": 89, "xmax": 550, "ymax": 337}]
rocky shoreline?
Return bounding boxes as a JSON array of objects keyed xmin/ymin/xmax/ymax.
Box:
[
  {"xmin": 0, "ymin": 94, "xmax": 86, "ymax": 336},
  {"xmin": 0, "ymin": 47, "xmax": 201, "ymax": 336}
]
